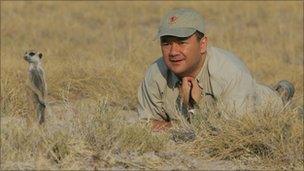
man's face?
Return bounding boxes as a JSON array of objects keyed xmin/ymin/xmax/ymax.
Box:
[{"xmin": 160, "ymin": 33, "xmax": 207, "ymax": 78}]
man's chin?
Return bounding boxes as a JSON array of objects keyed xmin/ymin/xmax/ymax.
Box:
[{"xmin": 171, "ymin": 69, "xmax": 188, "ymax": 78}]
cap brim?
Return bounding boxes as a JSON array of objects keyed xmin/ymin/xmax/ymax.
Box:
[{"xmin": 156, "ymin": 27, "xmax": 196, "ymax": 39}]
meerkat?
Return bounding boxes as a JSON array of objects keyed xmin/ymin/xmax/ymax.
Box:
[{"xmin": 24, "ymin": 50, "xmax": 47, "ymax": 124}]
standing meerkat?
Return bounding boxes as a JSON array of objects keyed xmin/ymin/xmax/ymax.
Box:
[{"xmin": 24, "ymin": 50, "xmax": 47, "ymax": 124}]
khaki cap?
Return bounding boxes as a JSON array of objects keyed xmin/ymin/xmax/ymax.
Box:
[{"xmin": 157, "ymin": 8, "xmax": 205, "ymax": 38}]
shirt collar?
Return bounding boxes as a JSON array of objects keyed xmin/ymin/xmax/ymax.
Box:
[{"xmin": 168, "ymin": 71, "xmax": 180, "ymax": 88}]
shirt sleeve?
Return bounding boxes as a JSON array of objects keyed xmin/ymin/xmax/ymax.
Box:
[{"xmin": 137, "ymin": 68, "xmax": 169, "ymax": 121}]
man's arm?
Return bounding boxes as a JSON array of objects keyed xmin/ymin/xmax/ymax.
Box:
[
  {"xmin": 137, "ymin": 66, "xmax": 170, "ymax": 122},
  {"xmin": 138, "ymin": 77, "xmax": 173, "ymax": 131}
]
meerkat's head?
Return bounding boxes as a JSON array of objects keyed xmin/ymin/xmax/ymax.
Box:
[{"xmin": 24, "ymin": 50, "xmax": 43, "ymax": 65}]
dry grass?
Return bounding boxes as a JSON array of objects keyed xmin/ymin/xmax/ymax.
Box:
[{"xmin": 1, "ymin": 1, "xmax": 303, "ymax": 170}]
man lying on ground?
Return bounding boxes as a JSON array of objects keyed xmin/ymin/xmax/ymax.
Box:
[{"xmin": 137, "ymin": 8, "xmax": 295, "ymax": 132}]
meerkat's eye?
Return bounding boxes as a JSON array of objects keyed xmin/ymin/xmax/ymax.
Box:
[{"xmin": 29, "ymin": 52, "xmax": 35, "ymax": 56}]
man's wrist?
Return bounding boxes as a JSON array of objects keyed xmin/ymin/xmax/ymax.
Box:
[{"xmin": 191, "ymin": 93, "xmax": 203, "ymax": 109}]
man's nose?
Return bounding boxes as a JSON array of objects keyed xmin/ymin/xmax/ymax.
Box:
[{"xmin": 169, "ymin": 42, "xmax": 180, "ymax": 57}]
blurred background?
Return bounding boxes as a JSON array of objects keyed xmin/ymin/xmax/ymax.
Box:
[{"xmin": 1, "ymin": 1, "xmax": 303, "ymax": 112}]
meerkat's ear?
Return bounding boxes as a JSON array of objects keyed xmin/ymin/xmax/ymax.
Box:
[{"xmin": 38, "ymin": 53, "xmax": 43, "ymax": 59}]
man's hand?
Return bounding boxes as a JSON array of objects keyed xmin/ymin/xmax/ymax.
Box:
[
  {"xmin": 179, "ymin": 77, "xmax": 192, "ymax": 106},
  {"xmin": 151, "ymin": 120, "xmax": 172, "ymax": 132},
  {"xmin": 179, "ymin": 77, "xmax": 203, "ymax": 106},
  {"xmin": 189, "ymin": 78, "xmax": 203, "ymax": 103}
]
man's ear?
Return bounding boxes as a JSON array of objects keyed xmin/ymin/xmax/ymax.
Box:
[
  {"xmin": 200, "ymin": 36, "xmax": 208, "ymax": 54},
  {"xmin": 38, "ymin": 53, "xmax": 43, "ymax": 59}
]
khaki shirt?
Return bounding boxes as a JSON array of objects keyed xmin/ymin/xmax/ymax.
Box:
[{"xmin": 137, "ymin": 46, "xmax": 283, "ymax": 121}]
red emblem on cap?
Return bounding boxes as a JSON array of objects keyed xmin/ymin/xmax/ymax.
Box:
[{"xmin": 169, "ymin": 16, "xmax": 177, "ymax": 24}]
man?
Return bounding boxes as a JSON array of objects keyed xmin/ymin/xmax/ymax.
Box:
[{"xmin": 137, "ymin": 8, "xmax": 294, "ymax": 131}]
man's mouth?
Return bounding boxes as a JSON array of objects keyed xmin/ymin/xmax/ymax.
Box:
[{"xmin": 169, "ymin": 58, "xmax": 185, "ymax": 63}]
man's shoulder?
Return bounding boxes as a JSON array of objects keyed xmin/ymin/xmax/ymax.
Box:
[{"xmin": 144, "ymin": 57, "xmax": 168, "ymax": 85}]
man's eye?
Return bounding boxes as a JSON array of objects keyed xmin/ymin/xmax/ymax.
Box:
[
  {"xmin": 161, "ymin": 42, "xmax": 169, "ymax": 46},
  {"xmin": 177, "ymin": 40, "xmax": 187, "ymax": 45}
]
